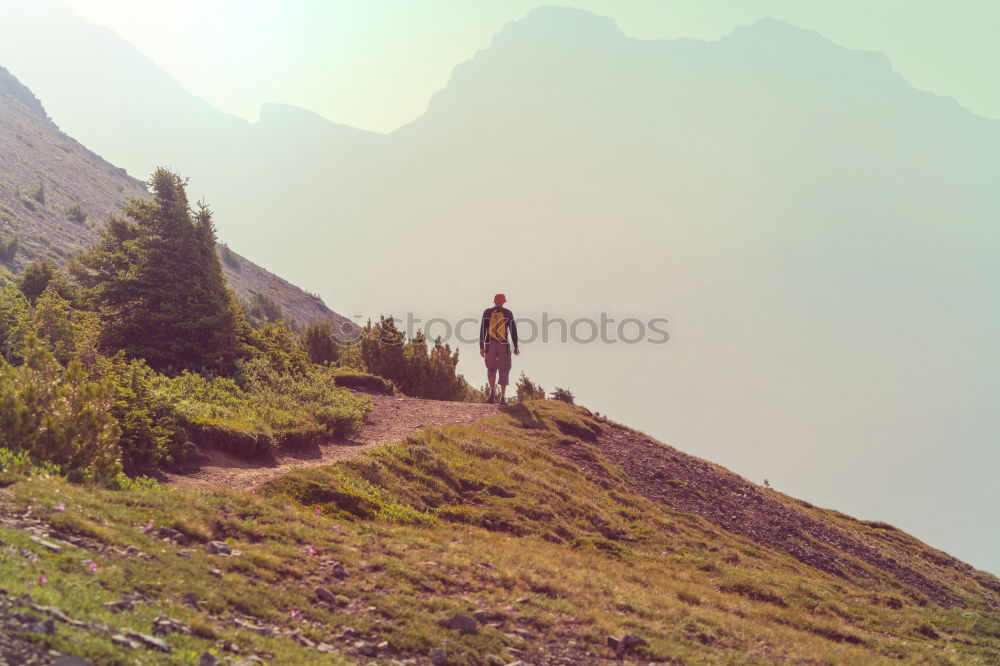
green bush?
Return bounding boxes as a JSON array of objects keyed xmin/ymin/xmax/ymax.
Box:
[
  {"xmin": 242, "ymin": 292, "xmax": 282, "ymax": 328},
  {"xmin": 17, "ymin": 259, "xmax": 78, "ymax": 305},
  {"xmin": 358, "ymin": 316, "xmax": 473, "ymax": 400},
  {"xmin": 0, "ymin": 336, "xmax": 121, "ymax": 480},
  {"xmin": 249, "ymin": 319, "xmax": 308, "ymax": 375},
  {"xmin": 0, "ymin": 283, "xmax": 31, "ymax": 364},
  {"xmin": 0, "ymin": 234, "xmax": 18, "ymax": 263},
  {"xmin": 167, "ymin": 361, "xmax": 370, "ymax": 455},
  {"xmin": 30, "ymin": 288, "xmax": 100, "ymax": 365},
  {"xmin": 551, "ymin": 387, "xmax": 575, "ymax": 404},
  {"xmin": 302, "ymin": 321, "xmax": 340, "ymax": 366},
  {"xmin": 331, "ymin": 370, "xmax": 396, "ymax": 395},
  {"xmin": 65, "ymin": 203, "xmax": 88, "ymax": 224},
  {"xmin": 30, "ymin": 181, "xmax": 46, "ymax": 205},
  {"xmin": 516, "ymin": 372, "xmax": 546, "ymax": 402},
  {"xmin": 99, "ymin": 355, "xmax": 188, "ymax": 472}
]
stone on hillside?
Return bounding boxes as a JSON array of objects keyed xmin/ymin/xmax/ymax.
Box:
[
  {"xmin": 156, "ymin": 527, "xmax": 188, "ymax": 545},
  {"xmin": 331, "ymin": 561, "xmax": 348, "ymax": 578},
  {"xmin": 111, "ymin": 634, "xmax": 141, "ymax": 649},
  {"xmin": 53, "ymin": 657, "xmax": 92, "ymax": 666},
  {"xmin": 29, "ymin": 535, "xmax": 62, "ymax": 552},
  {"xmin": 354, "ymin": 640, "xmax": 377, "ymax": 656},
  {"xmin": 198, "ymin": 653, "xmax": 221, "ymax": 666},
  {"xmin": 103, "ymin": 599, "xmax": 135, "ymax": 613},
  {"xmin": 314, "ymin": 586, "xmax": 337, "ymax": 603},
  {"xmin": 609, "ymin": 632, "xmax": 648, "ymax": 657},
  {"xmin": 429, "ymin": 647, "xmax": 449, "ymax": 665},
  {"xmin": 126, "ymin": 632, "xmax": 171, "ymax": 652},
  {"xmin": 206, "ymin": 540, "xmax": 231, "ymax": 555},
  {"xmin": 152, "ymin": 615, "xmax": 191, "ymax": 635}
]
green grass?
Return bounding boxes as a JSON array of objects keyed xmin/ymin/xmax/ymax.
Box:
[
  {"xmin": 166, "ymin": 367, "xmax": 372, "ymax": 455},
  {"xmin": 0, "ymin": 401, "xmax": 997, "ymax": 664}
]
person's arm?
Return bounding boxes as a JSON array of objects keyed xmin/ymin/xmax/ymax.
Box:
[
  {"xmin": 508, "ymin": 311, "xmax": 518, "ymax": 351},
  {"xmin": 479, "ymin": 311, "xmax": 488, "ymax": 352}
]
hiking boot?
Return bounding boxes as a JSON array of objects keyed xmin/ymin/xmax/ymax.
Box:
[
  {"xmin": 487, "ymin": 388, "xmax": 496, "ymax": 404},
  {"xmin": 499, "ymin": 397, "xmax": 507, "ymax": 406}
]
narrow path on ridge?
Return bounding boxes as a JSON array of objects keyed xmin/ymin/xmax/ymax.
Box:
[{"xmin": 164, "ymin": 393, "xmax": 499, "ymax": 491}]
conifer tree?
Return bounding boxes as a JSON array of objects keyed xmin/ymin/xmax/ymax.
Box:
[
  {"xmin": 303, "ymin": 321, "xmax": 340, "ymax": 366},
  {"xmin": 72, "ymin": 169, "xmax": 250, "ymax": 374}
]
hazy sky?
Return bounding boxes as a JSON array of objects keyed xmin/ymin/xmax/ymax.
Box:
[{"xmin": 60, "ymin": 0, "xmax": 1000, "ymax": 132}]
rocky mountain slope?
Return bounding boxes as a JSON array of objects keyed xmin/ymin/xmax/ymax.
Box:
[{"xmin": 0, "ymin": 66, "xmax": 348, "ymax": 330}]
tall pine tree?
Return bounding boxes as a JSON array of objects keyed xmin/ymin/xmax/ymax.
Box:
[{"xmin": 72, "ymin": 169, "xmax": 250, "ymax": 374}]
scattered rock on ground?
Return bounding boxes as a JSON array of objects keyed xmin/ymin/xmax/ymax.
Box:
[
  {"xmin": 152, "ymin": 615, "xmax": 191, "ymax": 635},
  {"xmin": 126, "ymin": 631, "xmax": 172, "ymax": 652},
  {"xmin": 198, "ymin": 652, "xmax": 222, "ymax": 666},
  {"xmin": 156, "ymin": 527, "xmax": 189, "ymax": 545},
  {"xmin": 206, "ymin": 540, "xmax": 231, "ymax": 555},
  {"xmin": 608, "ymin": 632, "xmax": 649, "ymax": 657},
  {"xmin": 28, "ymin": 535, "xmax": 62, "ymax": 552}
]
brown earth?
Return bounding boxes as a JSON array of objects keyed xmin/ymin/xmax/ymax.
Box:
[
  {"xmin": 557, "ymin": 417, "xmax": 1000, "ymax": 609},
  {"xmin": 165, "ymin": 394, "xmax": 498, "ymax": 490}
]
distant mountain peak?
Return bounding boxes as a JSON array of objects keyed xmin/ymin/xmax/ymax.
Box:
[
  {"xmin": 493, "ymin": 5, "xmax": 624, "ymax": 46},
  {"xmin": 0, "ymin": 66, "xmax": 48, "ymax": 120},
  {"xmin": 725, "ymin": 17, "xmax": 895, "ymax": 74}
]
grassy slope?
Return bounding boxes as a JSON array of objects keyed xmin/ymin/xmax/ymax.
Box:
[{"xmin": 1, "ymin": 401, "xmax": 997, "ymax": 665}]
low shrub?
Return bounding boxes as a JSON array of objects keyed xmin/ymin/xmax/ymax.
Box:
[
  {"xmin": 99, "ymin": 354, "xmax": 188, "ymax": 472},
  {"xmin": 332, "ymin": 371, "xmax": 396, "ymax": 395},
  {"xmin": 0, "ymin": 336, "xmax": 121, "ymax": 480},
  {"xmin": 30, "ymin": 181, "xmax": 46, "ymax": 205},
  {"xmin": 167, "ymin": 361, "xmax": 370, "ymax": 455},
  {"xmin": 0, "ymin": 234, "xmax": 17, "ymax": 263},
  {"xmin": 65, "ymin": 203, "xmax": 88, "ymax": 224},
  {"xmin": 551, "ymin": 387, "xmax": 575, "ymax": 403},
  {"xmin": 516, "ymin": 372, "xmax": 546, "ymax": 401}
]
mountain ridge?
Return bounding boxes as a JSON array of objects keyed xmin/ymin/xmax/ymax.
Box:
[{"xmin": 0, "ymin": 65, "xmax": 348, "ymax": 329}]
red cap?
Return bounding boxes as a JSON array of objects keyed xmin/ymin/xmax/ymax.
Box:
[{"xmin": 493, "ymin": 293, "xmax": 507, "ymax": 305}]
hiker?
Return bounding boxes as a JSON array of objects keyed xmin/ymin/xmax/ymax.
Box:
[{"xmin": 480, "ymin": 293, "xmax": 519, "ymax": 405}]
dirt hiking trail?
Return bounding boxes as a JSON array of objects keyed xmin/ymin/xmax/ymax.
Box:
[{"xmin": 165, "ymin": 393, "xmax": 498, "ymax": 490}]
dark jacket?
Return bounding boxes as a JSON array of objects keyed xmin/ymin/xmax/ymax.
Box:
[{"xmin": 480, "ymin": 306, "xmax": 518, "ymax": 351}]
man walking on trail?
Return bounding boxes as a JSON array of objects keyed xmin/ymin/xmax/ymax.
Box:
[{"xmin": 480, "ymin": 293, "xmax": 519, "ymax": 405}]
